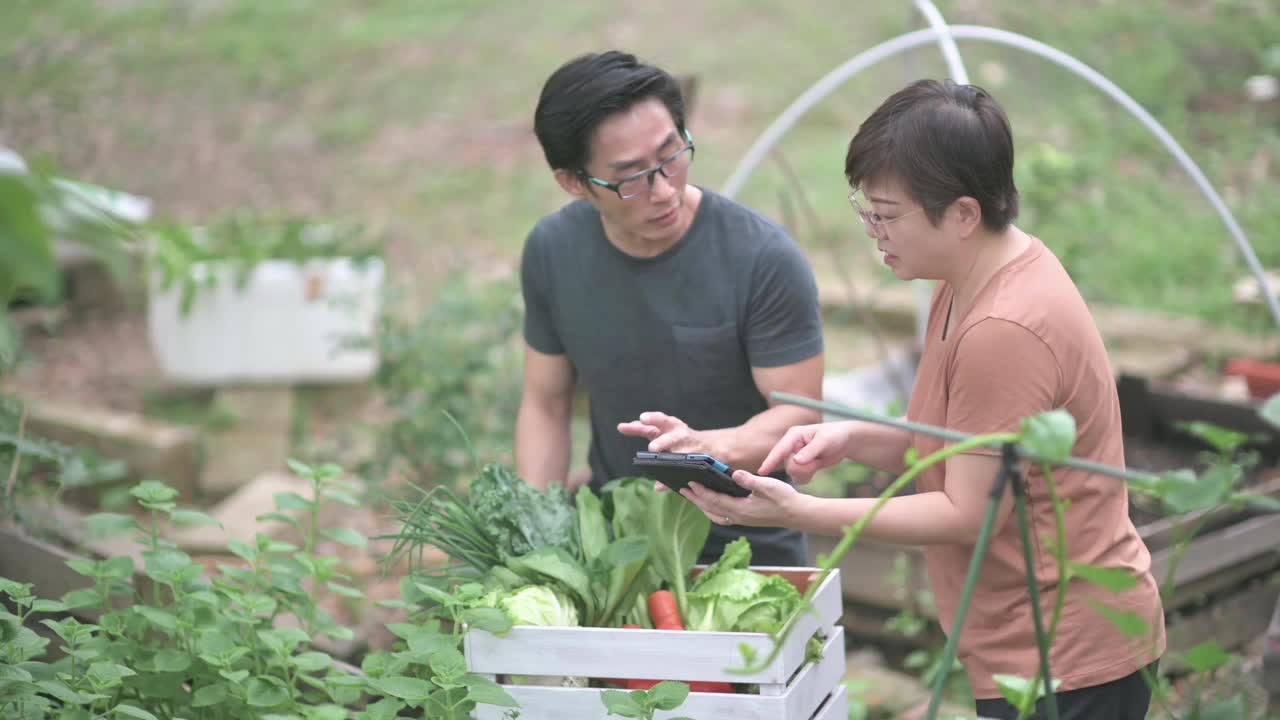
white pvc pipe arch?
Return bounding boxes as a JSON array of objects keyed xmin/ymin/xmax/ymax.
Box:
[{"xmin": 721, "ymin": 25, "xmax": 1280, "ymax": 330}]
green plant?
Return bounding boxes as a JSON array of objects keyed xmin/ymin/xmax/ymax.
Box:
[
  {"xmin": 600, "ymin": 680, "xmax": 694, "ymax": 719},
  {"xmin": 363, "ymin": 273, "xmax": 523, "ymax": 494},
  {"xmin": 148, "ymin": 215, "xmax": 382, "ymax": 317},
  {"xmin": 0, "ymin": 460, "xmax": 524, "ymax": 719}
]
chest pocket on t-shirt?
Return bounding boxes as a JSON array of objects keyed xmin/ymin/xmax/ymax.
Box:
[{"xmin": 672, "ymin": 323, "xmax": 747, "ymax": 396}]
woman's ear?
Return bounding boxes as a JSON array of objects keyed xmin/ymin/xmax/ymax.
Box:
[
  {"xmin": 554, "ymin": 169, "xmax": 588, "ymax": 199},
  {"xmin": 950, "ymin": 196, "xmax": 983, "ymax": 238}
]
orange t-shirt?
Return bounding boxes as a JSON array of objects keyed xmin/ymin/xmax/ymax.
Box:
[{"xmin": 906, "ymin": 236, "xmax": 1165, "ymax": 699}]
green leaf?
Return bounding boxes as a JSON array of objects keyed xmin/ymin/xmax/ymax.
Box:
[
  {"xmin": 227, "ymin": 539, "xmax": 258, "ymax": 562},
  {"xmin": 375, "ymin": 676, "xmax": 433, "ymax": 702},
  {"xmin": 1067, "ymin": 563, "xmax": 1138, "ymax": 593},
  {"xmin": 152, "ymin": 648, "xmax": 191, "ymax": 672},
  {"xmin": 1177, "ymin": 421, "xmax": 1249, "ymax": 455},
  {"xmin": 36, "ymin": 679, "xmax": 87, "ymax": 704},
  {"xmin": 1019, "ymin": 410, "xmax": 1076, "ymax": 462},
  {"xmin": 1088, "ymin": 601, "xmax": 1149, "ymax": 638},
  {"xmin": 169, "ymin": 510, "xmax": 222, "ymax": 528},
  {"xmin": 1182, "ymin": 640, "xmax": 1232, "ymax": 673},
  {"xmin": 993, "ymin": 674, "xmax": 1061, "ymax": 707},
  {"xmin": 357, "ymin": 698, "xmax": 405, "ymax": 720},
  {"xmin": 325, "ymin": 490, "xmax": 361, "ymax": 507},
  {"xmin": 256, "ymin": 511, "xmax": 302, "ymax": 530},
  {"xmin": 86, "ymin": 662, "xmax": 135, "ymax": 688},
  {"xmin": 1236, "ymin": 493, "xmax": 1280, "ymax": 512},
  {"xmin": 461, "ymin": 607, "xmax": 514, "ymax": 636},
  {"xmin": 650, "ymin": 489, "xmax": 711, "ymax": 620},
  {"xmin": 326, "ymin": 582, "xmax": 365, "ymax": 599},
  {"xmin": 321, "ymin": 527, "xmax": 367, "ymax": 548},
  {"xmin": 274, "ymin": 491, "xmax": 314, "ymax": 510},
  {"xmin": 220, "ymin": 669, "xmax": 249, "ymax": 683},
  {"xmin": 600, "ymin": 689, "xmax": 647, "ymax": 718},
  {"xmin": 192, "ymin": 684, "xmax": 228, "ymax": 707},
  {"xmin": 1156, "ymin": 469, "xmax": 1225, "ymax": 514},
  {"xmin": 245, "ymin": 676, "xmax": 290, "ymax": 707},
  {"xmin": 1261, "ymin": 393, "xmax": 1280, "ymax": 429},
  {"xmin": 113, "ymin": 705, "xmax": 159, "ymax": 720},
  {"xmin": 1202, "ymin": 696, "xmax": 1245, "ymax": 720},
  {"xmin": 31, "ymin": 599, "xmax": 68, "ymax": 613},
  {"xmin": 429, "ymin": 647, "xmax": 468, "ymax": 684},
  {"xmin": 130, "ymin": 480, "xmax": 179, "ymax": 505},
  {"xmin": 133, "ymin": 606, "xmax": 178, "ymax": 633},
  {"xmin": 576, "ymin": 486, "xmax": 610, "ymax": 562},
  {"xmin": 0, "ymin": 171, "xmax": 58, "ymax": 303},
  {"xmin": 291, "ymin": 651, "xmax": 332, "ymax": 673},
  {"xmin": 647, "ymin": 680, "xmax": 690, "ymax": 710},
  {"xmin": 463, "ymin": 675, "xmax": 519, "ymax": 707},
  {"xmin": 85, "ymin": 513, "xmax": 138, "ymax": 538}
]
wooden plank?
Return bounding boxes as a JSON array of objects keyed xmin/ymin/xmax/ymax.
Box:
[
  {"xmin": 1151, "ymin": 514, "xmax": 1280, "ymax": 590},
  {"xmin": 812, "ymin": 683, "xmax": 849, "ymax": 720},
  {"xmin": 473, "ymin": 628, "xmax": 845, "ymax": 720},
  {"xmin": 1164, "ymin": 575, "xmax": 1280, "ymax": 674},
  {"xmin": 465, "ymin": 568, "xmax": 841, "ymax": 684},
  {"xmin": 0, "ymin": 523, "xmax": 96, "ymax": 620}
]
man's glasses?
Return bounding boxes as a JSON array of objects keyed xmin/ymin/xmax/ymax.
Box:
[
  {"xmin": 583, "ymin": 143, "xmax": 695, "ymax": 200},
  {"xmin": 848, "ymin": 189, "xmax": 927, "ymax": 238}
]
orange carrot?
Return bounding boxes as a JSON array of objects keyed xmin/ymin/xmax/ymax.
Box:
[
  {"xmin": 647, "ymin": 590, "xmax": 683, "ymax": 630},
  {"xmin": 625, "ymin": 591, "xmax": 733, "ymax": 694}
]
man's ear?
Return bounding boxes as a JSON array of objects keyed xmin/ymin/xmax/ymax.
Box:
[
  {"xmin": 554, "ymin": 169, "xmax": 588, "ymax": 199},
  {"xmin": 950, "ymin": 196, "xmax": 983, "ymax": 238}
]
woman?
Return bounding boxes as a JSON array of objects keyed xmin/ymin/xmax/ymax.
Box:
[{"xmin": 678, "ymin": 79, "xmax": 1165, "ymax": 720}]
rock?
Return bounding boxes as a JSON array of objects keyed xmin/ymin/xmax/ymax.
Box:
[
  {"xmin": 22, "ymin": 397, "xmax": 200, "ymax": 502},
  {"xmin": 198, "ymin": 385, "xmax": 295, "ymax": 498},
  {"xmin": 168, "ymin": 471, "xmax": 312, "ymax": 553}
]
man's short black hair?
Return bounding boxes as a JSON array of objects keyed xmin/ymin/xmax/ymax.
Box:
[
  {"xmin": 534, "ymin": 50, "xmax": 686, "ymax": 173},
  {"xmin": 845, "ymin": 79, "xmax": 1019, "ymax": 231}
]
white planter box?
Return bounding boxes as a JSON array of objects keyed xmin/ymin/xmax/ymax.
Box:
[
  {"xmin": 147, "ymin": 257, "xmax": 383, "ymax": 385},
  {"xmin": 465, "ymin": 567, "xmax": 847, "ymax": 720}
]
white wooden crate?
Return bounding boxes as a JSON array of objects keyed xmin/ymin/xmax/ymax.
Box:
[{"xmin": 465, "ymin": 567, "xmax": 846, "ymax": 720}]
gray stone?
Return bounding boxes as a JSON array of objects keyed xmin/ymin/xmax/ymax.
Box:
[
  {"xmin": 198, "ymin": 385, "xmax": 295, "ymax": 498},
  {"xmin": 168, "ymin": 471, "xmax": 312, "ymax": 553},
  {"xmin": 23, "ymin": 397, "xmax": 200, "ymax": 502}
]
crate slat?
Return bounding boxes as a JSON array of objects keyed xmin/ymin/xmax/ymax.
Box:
[
  {"xmin": 473, "ymin": 627, "xmax": 846, "ymax": 720},
  {"xmin": 464, "ymin": 568, "xmax": 841, "ymax": 684}
]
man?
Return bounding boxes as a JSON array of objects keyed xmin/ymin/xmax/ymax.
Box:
[{"xmin": 514, "ymin": 50, "xmax": 825, "ymax": 565}]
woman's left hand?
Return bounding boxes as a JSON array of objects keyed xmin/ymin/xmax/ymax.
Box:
[{"xmin": 680, "ymin": 470, "xmax": 802, "ymax": 528}]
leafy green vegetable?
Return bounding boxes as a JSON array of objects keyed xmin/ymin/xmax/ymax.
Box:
[
  {"xmin": 685, "ymin": 538, "xmax": 802, "ymax": 634},
  {"xmin": 497, "ymin": 586, "xmax": 579, "ymax": 627},
  {"xmin": 648, "ymin": 490, "xmax": 710, "ymax": 623},
  {"xmin": 385, "ymin": 464, "xmax": 579, "ymax": 575},
  {"xmin": 469, "ymin": 464, "xmax": 580, "ymax": 561}
]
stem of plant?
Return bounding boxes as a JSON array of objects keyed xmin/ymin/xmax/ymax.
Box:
[
  {"xmin": 733, "ymin": 431, "xmax": 1017, "ymax": 675},
  {"xmin": 1019, "ymin": 462, "xmax": 1069, "ymax": 719},
  {"xmin": 924, "ymin": 452, "xmax": 1016, "ymax": 720},
  {"xmin": 1010, "ymin": 461, "xmax": 1058, "ymax": 720}
]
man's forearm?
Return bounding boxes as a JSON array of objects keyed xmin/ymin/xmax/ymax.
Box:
[{"xmin": 515, "ymin": 402, "xmax": 572, "ymax": 490}]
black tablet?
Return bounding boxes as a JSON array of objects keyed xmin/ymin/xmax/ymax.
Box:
[{"xmin": 632, "ymin": 452, "xmax": 751, "ymax": 498}]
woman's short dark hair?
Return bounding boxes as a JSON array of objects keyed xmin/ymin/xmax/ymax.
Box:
[
  {"xmin": 534, "ymin": 50, "xmax": 686, "ymax": 173},
  {"xmin": 845, "ymin": 79, "xmax": 1019, "ymax": 231}
]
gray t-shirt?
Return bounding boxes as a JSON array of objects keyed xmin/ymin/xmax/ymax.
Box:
[{"xmin": 520, "ymin": 187, "xmax": 824, "ymax": 565}]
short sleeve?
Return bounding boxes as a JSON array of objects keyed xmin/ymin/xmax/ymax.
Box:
[
  {"xmin": 946, "ymin": 318, "xmax": 1060, "ymax": 451},
  {"xmin": 520, "ymin": 228, "xmax": 564, "ymax": 355},
  {"xmin": 743, "ymin": 236, "xmax": 824, "ymax": 368}
]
